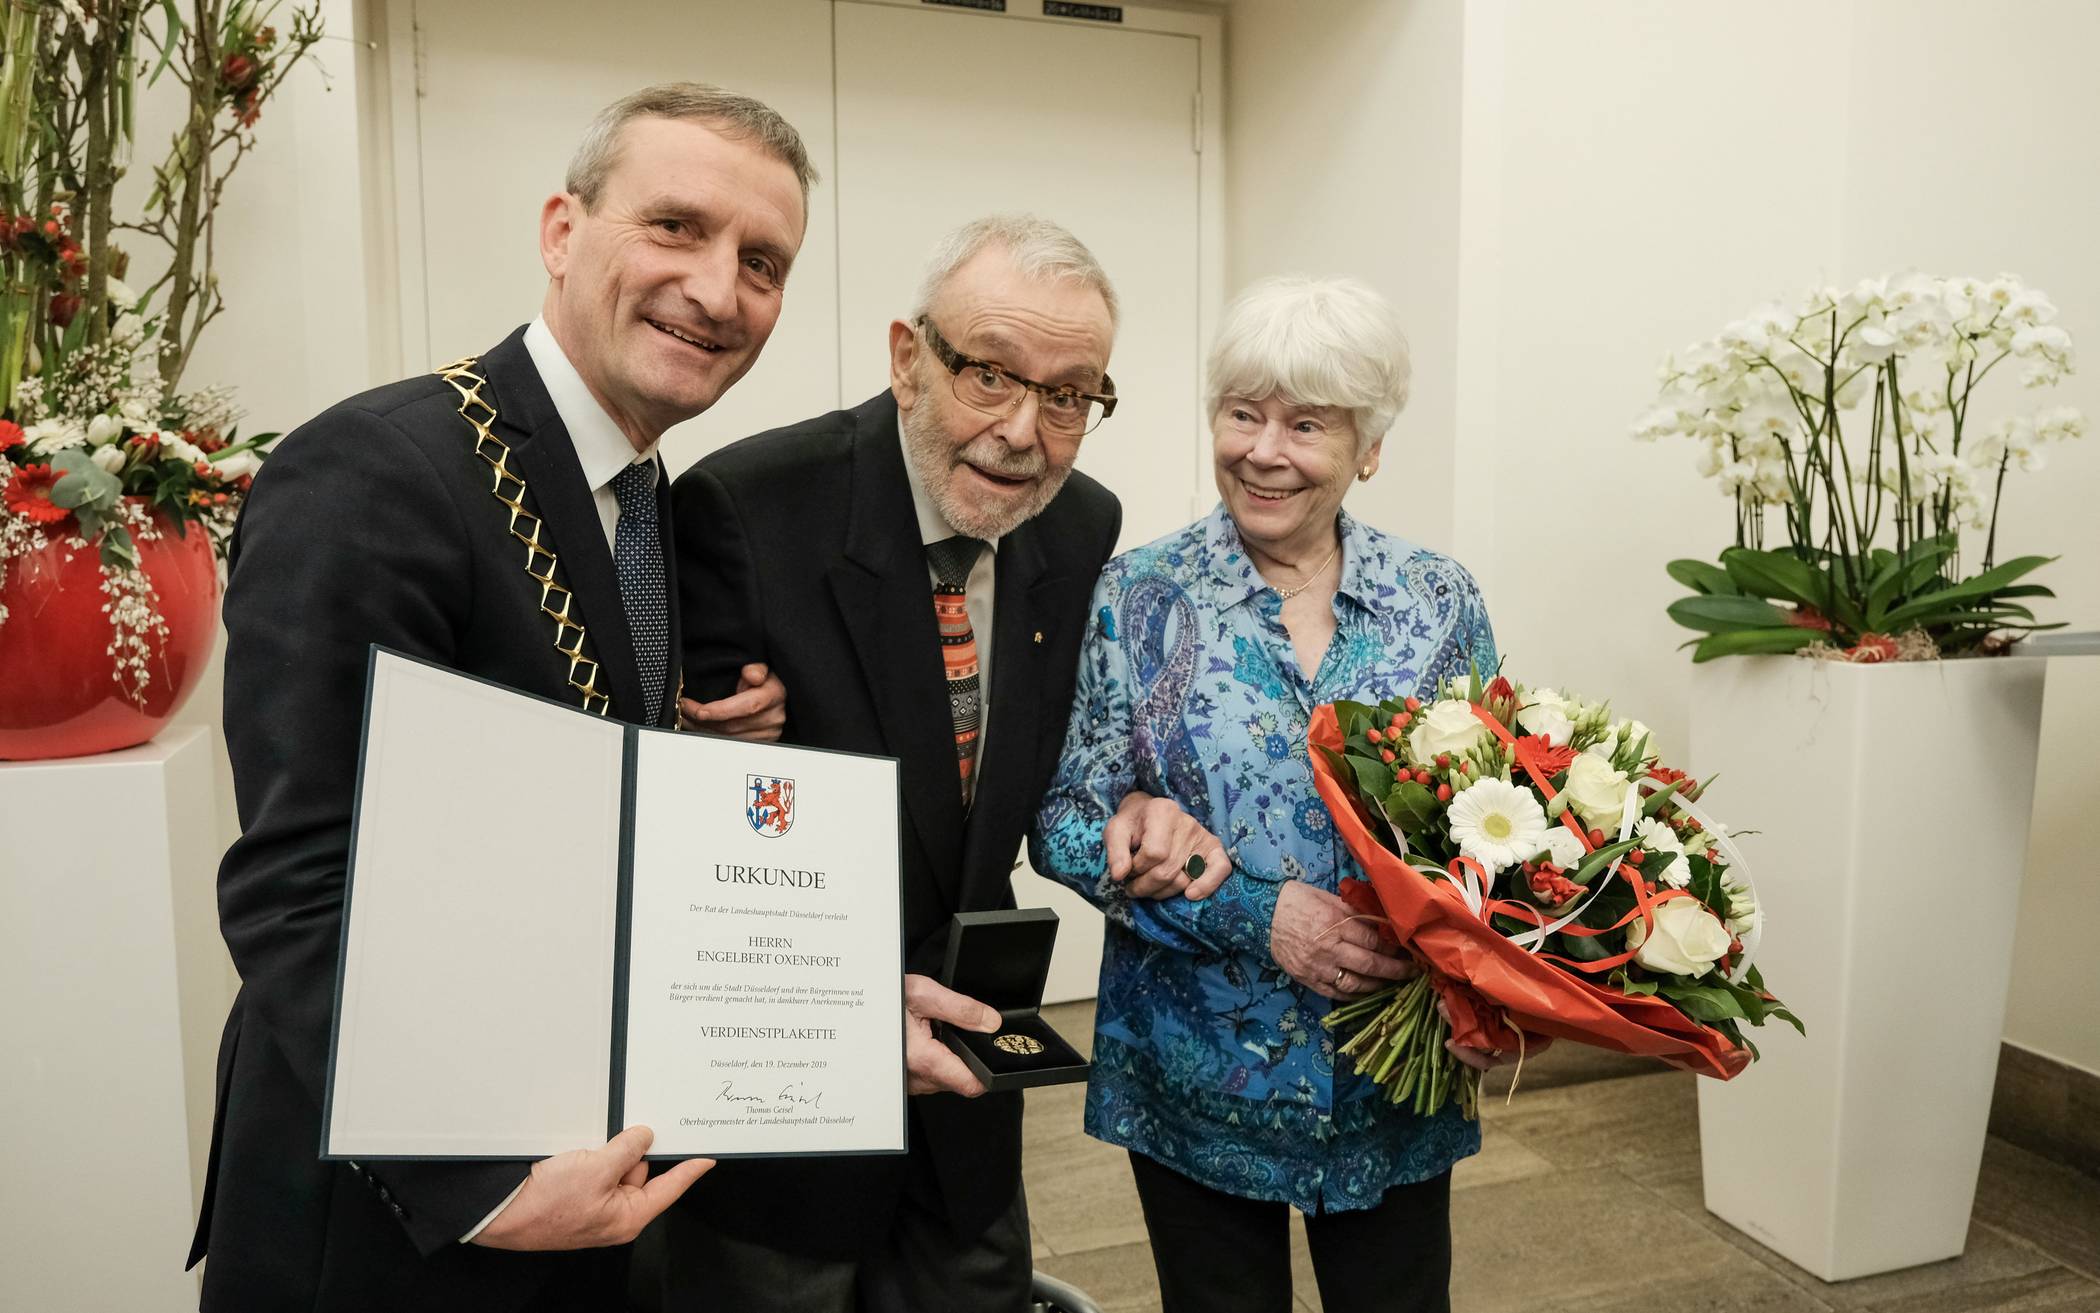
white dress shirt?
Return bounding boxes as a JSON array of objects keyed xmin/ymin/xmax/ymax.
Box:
[
  {"xmin": 899, "ymin": 418, "xmax": 1000, "ymax": 775},
  {"xmin": 522, "ymin": 316, "xmax": 662, "ymax": 553}
]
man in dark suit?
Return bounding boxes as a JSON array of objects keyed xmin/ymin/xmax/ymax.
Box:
[
  {"xmin": 644, "ymin": 216, "xmax": 1128, "ymax": 1312},
  {"xmin": 188, "ymin": 84, "xmax": 810, "ymax": 1312}
]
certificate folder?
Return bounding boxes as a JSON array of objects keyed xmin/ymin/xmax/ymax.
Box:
[{"xmin": 324, "ymin": 648, "xmax": 906, "ymax": 1162}]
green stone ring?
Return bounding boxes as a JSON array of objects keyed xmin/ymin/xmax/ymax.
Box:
[{"xmin": 1183, "ymin": 854, "xmax": 1206, "ymax": 879}]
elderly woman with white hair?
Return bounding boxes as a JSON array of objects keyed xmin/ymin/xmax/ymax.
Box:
[{"xmin": 1031, "ymin": 277, "xmax": 1500, "ymax": 1312}]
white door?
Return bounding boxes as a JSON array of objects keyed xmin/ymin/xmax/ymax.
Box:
[
  {"xmin": 395, "ymin": 0, "xmax": 1217, "ymax": 1002},
  {"xmin": 831, "ymin": 2, "xmax": 1206, "ymax": 1001},
  {"xmin": 396, "ymin": 0, "xmax": 842, "ymax": 479}
]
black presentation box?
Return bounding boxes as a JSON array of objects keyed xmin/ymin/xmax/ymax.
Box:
[{"xmin": 938, "ymin": 908, "xmax": 1090, "ymax": 1092}]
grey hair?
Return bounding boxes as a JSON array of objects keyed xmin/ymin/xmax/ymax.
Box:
[
  {"xmin": 1206, "ymin": 276, "xmax": 1412, "ymax": 454},
  {"xmin": 910, "ymin": 213, "xmax": 1120, "ymax": 330},
  {"xmin": 565, "ymin": 82, "xmax": 818, "ymax": 211}
]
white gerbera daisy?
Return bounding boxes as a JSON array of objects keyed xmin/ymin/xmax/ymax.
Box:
[
  {"xmin": 1448, "ymin": 777, "xmax": 1549, "ymax": 875},
  {"xmin": 1636, "ymin": 816, "xmax": 1691, "ymax": 888}
]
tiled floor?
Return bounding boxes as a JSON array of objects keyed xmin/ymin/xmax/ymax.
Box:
[{"xmin": 1023, "ymin": 1001, "xmax": 2100, "ymax": 1313}]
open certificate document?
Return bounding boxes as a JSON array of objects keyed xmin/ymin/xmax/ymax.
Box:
[{"xmin": 323, "ymin": 649, "xmax": 906, "ymax": 1161}]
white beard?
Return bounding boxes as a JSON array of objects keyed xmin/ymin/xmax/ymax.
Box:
[{"xmin": 898, "ymin": 387, "xmax": 1073, "ymax": 540}]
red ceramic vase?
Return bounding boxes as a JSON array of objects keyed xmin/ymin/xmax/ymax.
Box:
[{"xmin": 0, "ymin": 506, "xmax": 221, "ymax": 760}]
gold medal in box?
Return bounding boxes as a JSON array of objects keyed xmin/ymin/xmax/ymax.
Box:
[{"xmin": 937, "ymin": 908, "xmax": 1088, "ymax": 1092}]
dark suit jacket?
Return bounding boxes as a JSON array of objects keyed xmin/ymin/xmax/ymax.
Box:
[
  {"xmin": 670, "ymin": 390, "xmax": 1120, "ymax": 1259},
  {"xmin": 191, "ymin": 327, "xmax": 677, "ymax": 1312}
]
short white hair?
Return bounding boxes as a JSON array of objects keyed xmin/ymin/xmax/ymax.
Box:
[
  {"xmin": 911, "ymin": 213, "xmax": 1119, "ymax": 330},
  {"xmin": 1206, "ymin": 276, "xmax": 1411, "ymax": 453}
]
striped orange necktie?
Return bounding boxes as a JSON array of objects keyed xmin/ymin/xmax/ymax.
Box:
[{"xmin": 926, "ymin": 535, "xmax": 987, "ymax": 806}]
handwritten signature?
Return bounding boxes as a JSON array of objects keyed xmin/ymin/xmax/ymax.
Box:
[{"xmin": 715, "ymin": 1079, "xmax": 825, "ymax": 1111}]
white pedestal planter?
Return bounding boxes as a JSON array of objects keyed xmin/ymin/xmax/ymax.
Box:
[
  {"xmin": 0, "ymin": 727, "xmax": 234, "ymax": 1307},
  {"xmin": 1689, "ymin": 655, "xmax": 2048, "ymax": 1281}
]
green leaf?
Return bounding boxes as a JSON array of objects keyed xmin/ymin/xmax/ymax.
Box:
[
  {"xmin": 1666, "ymin": 558, "xmax": 1739, "ymax": 596},
  {"xmin": 1766, "ymin": 1006, "xmax": 1806, "ymax": 1037},
  {"xmin": 49, "ymin": 471, "xmax": 93, "ymax": 509},
  {"xmin": 1690, "ymin": 627, "xmax": 1817, "ymax": 662},
  {"xmin": 1384, "ymin": 781, "xmax": 1441, "ymax": 835},
  {"xmin": 1570, "ymin": 837, "xmax": 1641, "ymax": 886},
  {"xmin": 1719, "ymin": 547, "xmax": 1827, "ymax": 608},
  {"xmin": 1864, "ymin": 538, "xmax": 1956, "ymax": 626},
  {"xmin": 1658, "ymin": 979, "xmax": 1748, "ymax": 1023},
  {"xmin": 1610, "ymin": 969, "xmax": 1659, "ymax": 997},
  {"xmin": 1349, "ymin": 754, "xmax": 1395, "ymax": 805},
  {"xmin": 98, "ymin": 524, "xmax": 139, "ymax": 570},
  {"xmin": 1666, "ymin": 595, "xmax": 1794, "ymax": 634},
  {"xmin": 1557, "ymin": 931, "xmax": 1613, "ymax": 961},
  {"xmin": 1335, "ymin": 699, "xmax": 1378, "ymax": 740},
  {"xmin": 1641, "ymin": 778, "xmax": 1688, "ymax": 817},
  {"xmin": 1878, "ymin": 556, "xmax": 2056, "ymax": 630}
]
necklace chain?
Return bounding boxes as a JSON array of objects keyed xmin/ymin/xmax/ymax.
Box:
[{"xmin": 1269, "ymin": 541, "xmax": 1341, "ymax": 601}]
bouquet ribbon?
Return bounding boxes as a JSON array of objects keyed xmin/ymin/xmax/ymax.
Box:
[{"xmin": 1314, "ymin": 705, "xmax": 1752, "ymax": 1079}]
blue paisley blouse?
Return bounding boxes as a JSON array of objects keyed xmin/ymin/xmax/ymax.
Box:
[{"xmin": 1029, "ymin": 504, "xmax": 1499, "ymax": 1213}]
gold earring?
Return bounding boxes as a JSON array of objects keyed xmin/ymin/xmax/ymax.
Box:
[{"xmin": 1357, "ymin": 465, "xmax": 1374, "ymax": 482}]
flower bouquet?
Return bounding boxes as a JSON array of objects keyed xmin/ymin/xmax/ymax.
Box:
[{"xmin": 1311, "ymin": 672, "xmax": 1799, "ymax": 1119}]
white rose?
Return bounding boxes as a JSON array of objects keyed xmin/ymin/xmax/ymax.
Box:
[
  {"xmin": 1407, "ymin": 698, "xmax": 1489, "ymax": 761},
  {"xmin": 90, "ymin": 445, "xmax": 126, "ymax": 474},
  {"xmin": 1626, "ymin": 898, "xmax": 1732, "ymax": 977},
  {"xmin": 86, "ymin": 413, "xmax": 123, "ymax": 447},
  {"xmin": 111, "ymin": 312, "xmax": 144, "ymax": 344},
  {"xmin": 1515, "ymin": 688, "xmax": 1576, "ymax": 747},
  {"xmin": 1562, "ymin": 753, "xmax": 1630, "ymax": 835},
  {"xmin": 1636, "ymin": 816, "xmax": 1690, "ymax": 888},
  {"xmin": 104, "ymin": 277, "xmax": 139, "ymax": 310},
  {"xmin": 1532, "ymin": 824, "xmax": 1587, "ymax": 871},
  {"xmin": 214, "ymin": 450, "xmax": 263, "ymax": 480}
]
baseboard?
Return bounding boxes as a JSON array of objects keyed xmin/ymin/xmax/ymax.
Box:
[{"xmin": 1989, "ymin": 1041, "xmax": 2100, "ymax": 1181}]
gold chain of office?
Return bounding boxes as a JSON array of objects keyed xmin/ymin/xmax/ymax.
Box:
[{"xmin": 435, "ymin": 357, "xmax": 612, "ymax": 716}]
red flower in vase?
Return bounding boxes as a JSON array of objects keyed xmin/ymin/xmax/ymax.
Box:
[
  {"xmin": 4, "ymin": 464, "xmax": 72, "ymax": 525},
  {"xmin": 0, "ymin": 419, "xmax": 25, "ymax": 453}
]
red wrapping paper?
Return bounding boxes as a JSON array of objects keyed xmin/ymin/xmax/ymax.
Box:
[{"xmin": 1312, "ymin": 705, "xmax": 1751, "ymax": 1080}]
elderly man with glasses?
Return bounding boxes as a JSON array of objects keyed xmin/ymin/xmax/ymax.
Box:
[{"xmin": 639, "ymin": 214, "xmax": 1177, "ymax": 1312}]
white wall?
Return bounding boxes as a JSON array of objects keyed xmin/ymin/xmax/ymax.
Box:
[
  {"xmin": 1226, "ymin": 0, "xmax": 2100, "ymax": 1075},
  {"xmin": 1225, "ymin": 0, "xmax": 1464, "ymax": 552},
  {"xmin": 163, "ymin": 0, "xmax": 384, "ymax": 933}
]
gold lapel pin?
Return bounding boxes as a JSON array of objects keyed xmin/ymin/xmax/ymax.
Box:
[{"xmin": 1033, "ymin": 631, "xmax": 1044, "ymax": 644}]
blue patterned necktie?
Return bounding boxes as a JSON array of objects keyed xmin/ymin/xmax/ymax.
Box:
[{"xmin": 610, "ymin": 460, "xmax": 668, "ymax": 718}]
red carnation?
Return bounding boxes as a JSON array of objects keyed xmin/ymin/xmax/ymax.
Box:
[
  {"xmin": 0, "ymin": 418, "xmax": 24, "ymax": 453},
  {"xmin": 4, "ymin": 464, "xmax": 71, "ymax": 525}
]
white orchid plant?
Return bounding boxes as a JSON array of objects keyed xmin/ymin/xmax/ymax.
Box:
[{"xmin": 1635, "ymin": 274, "xmax": 2083, "ymax": 661}]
